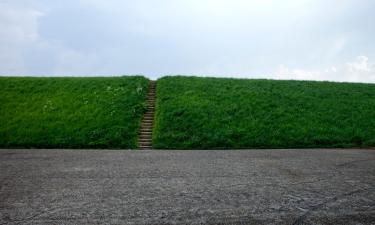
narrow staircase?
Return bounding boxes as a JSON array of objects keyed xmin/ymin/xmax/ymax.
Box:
[{"xmin": 139, "ymin": 81, "xmax": 156, "ymax": 150}]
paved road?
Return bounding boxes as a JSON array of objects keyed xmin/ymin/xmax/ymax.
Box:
[{"xmin": 0, "ymin": 149, "xmax": 374, "ymax": 225}]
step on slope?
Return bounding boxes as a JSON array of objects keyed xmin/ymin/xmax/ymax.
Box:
[{"xmin": 138, "ymin": 81, "xmax": 156, "ymax": 150}]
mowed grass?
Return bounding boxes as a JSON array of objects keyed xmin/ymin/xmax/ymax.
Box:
[
  {"xmin": 153, "ymin": 76, "xmax": 375, "ymax": 149},
  {"xmin": 0, "ymin": 76, "xmax": 149, "ymax": 149}
]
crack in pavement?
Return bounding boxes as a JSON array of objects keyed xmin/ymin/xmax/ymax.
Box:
[
  {"xmin": 291, "ymin": 187, "xmax": 375, "ymax": 225},
  {"xmin": 337, "ymin": 158, "xmax": 375, "ymax": 167}
]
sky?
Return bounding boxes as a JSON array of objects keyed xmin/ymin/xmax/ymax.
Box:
[{"xmin": 1, "ymin": 0, "xmax": 375, "ymax": 82}]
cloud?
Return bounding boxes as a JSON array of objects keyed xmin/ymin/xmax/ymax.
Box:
[
  {"xmin": 0, "ymin": 1, "xmax": 105, "ymax": 75},
  {"xmin": 347, "ymin": 56, "xmax": 370, "ymax": 72},
  {"xmin": 275, "ymin": 56, "xmax": 375, "ymax": 83},
  {"xmin": 0, "ymin": 2, "xmax": 44, "ymax": 74},
  {"xmin": 0, "ymin": 3, "xmax": 43, "ymax": 43}
]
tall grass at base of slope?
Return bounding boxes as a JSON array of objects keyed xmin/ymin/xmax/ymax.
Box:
[
  {"xmin": 153, "ymin": 76, "xmax": 375, "ymax": 149},
  {"xmin": 0, "ymin": 76, "xmax": 149, "ymax": 149}
]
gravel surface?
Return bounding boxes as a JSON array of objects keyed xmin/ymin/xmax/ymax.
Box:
[{"xmin": 0, "ymin": 149, "xmax": 374, "ymax": 225}]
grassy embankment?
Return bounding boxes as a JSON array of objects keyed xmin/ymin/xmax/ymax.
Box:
[
  {"xmin": 153, "ymin": 76, "xmax": 375, "ymax": 149},
  {"xmin": 0, "ymin": 76, "xmax": 149, "ymax": 149}
]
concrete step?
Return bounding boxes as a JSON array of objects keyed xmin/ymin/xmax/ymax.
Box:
[
  {"xmin": 139, "ymin": 136, "xmax": 152, "ymax": 139},
  {"xmin": 139, "ymin": 138, "xmax": 152, "ymax": 141},
  {"xmin": 139, "ymin": 137, "xmax": 152, "ymax": 140}
]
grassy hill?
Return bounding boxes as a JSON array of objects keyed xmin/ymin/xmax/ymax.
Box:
[
  {"xmin": 0, "ymin": 76, "xmax": 149, "ymax": 149},
  {"xmin": 153, "ymin": 76, "xmax": 375, "ymax": 149}
]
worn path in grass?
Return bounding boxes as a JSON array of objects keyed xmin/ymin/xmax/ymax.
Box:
[{"xmin": 1, "ymin": 149, "xmax": 374, "ymax": 225}]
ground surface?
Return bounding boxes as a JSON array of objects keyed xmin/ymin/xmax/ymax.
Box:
[{"xmin": 0, "ymin": 149, "xmax": 374, "ymax": 225}]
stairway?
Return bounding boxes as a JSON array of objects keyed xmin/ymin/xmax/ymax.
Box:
[{"xmin": 139, "ymin": 81, "xmax": 156, "ymax": 150}]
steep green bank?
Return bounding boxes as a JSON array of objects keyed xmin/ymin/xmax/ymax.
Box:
[
  {"xmin": 0, "ymin": 76, "xmax": 149, "ymax": 149},
  {"xmin": 153, "ymin": 76, "xmax": 375, "ymax": 149}
]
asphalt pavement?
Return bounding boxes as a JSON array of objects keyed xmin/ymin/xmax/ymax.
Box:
[{"xmin": 1, "ymin": 149, "xmax": 374, "ymax": 225}]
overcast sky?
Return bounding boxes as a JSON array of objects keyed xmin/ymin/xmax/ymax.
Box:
[{"xmin": 1, "ymin": 0, "xmax": 374, "ymax": 82}]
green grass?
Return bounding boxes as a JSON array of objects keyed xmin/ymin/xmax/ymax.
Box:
[
  {"xmin": 0, "ymin": 76, "xmax": 149, "ymax": 149},
  {"xmin": 153, "ymin": 76, "xmax": 375, "ymax": 149}
]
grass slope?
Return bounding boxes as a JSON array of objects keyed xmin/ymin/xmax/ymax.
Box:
[
  {"xmin": 0, "ymin": 76, "xmax": 149, "ymax": 149},
  {"xmin": 154, "ymin": 76, "xmax": 375, "ymax": 149}
]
